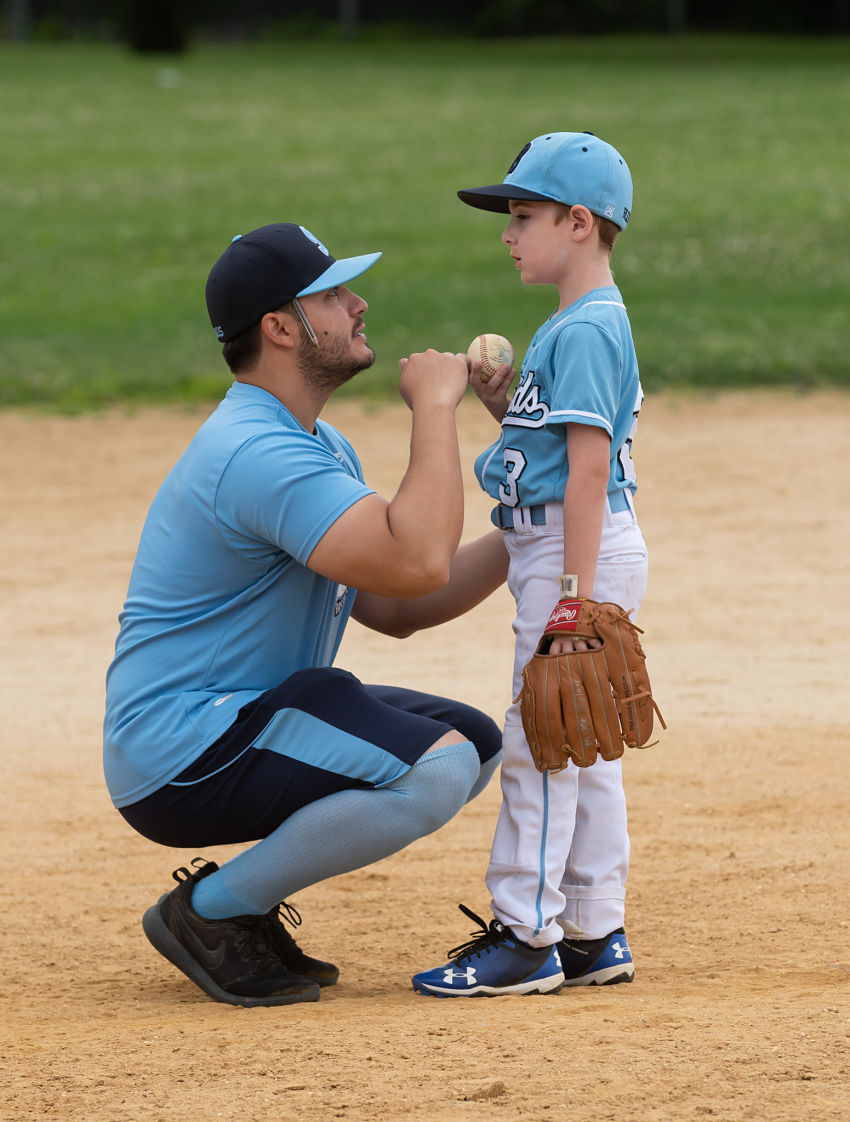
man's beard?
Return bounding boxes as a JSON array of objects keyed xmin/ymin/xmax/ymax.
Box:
[{"xmin": 296, "ymin": 324, "xmax": 375, "ymax": 393}]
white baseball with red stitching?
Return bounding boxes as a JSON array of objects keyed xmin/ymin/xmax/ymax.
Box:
[{"xmin": 466, "ymin": 334, "xmax": 514, "ymax": 383}]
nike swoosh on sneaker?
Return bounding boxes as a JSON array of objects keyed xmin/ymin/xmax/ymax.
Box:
[
  {"xmin": 192, "ymin": 939, "xmax": 227, "ymax": 972},
  {"xmin": 172, "ymin": 913, "xmax": 228, "ymax": 972}
]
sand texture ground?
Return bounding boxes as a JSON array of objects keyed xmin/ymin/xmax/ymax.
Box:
[{"xmin": 2, "ymin": 390, "xmax": 848, "ymax": 1121}]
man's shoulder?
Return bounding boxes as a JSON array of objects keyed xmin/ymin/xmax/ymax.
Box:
[
  {"xmin": 209, "ymin": 382, "xmax": 294, "ymax": 431},
  {"xmin": 198, "ymin": 388, "xmax": 316, "ymax": 459}
]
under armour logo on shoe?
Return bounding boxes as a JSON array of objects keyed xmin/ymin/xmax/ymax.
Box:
[
  {"xmin": 443, "ymin": 967, "xmax": 476, "ymax": 985},
  {"xmin": 612, "ymin": 942, "xmax": 625, "ymax": 959}
]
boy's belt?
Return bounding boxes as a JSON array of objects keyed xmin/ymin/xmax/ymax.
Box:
[
  {"xmin": 493, "ymin": 490, "xmax": 631, "ymax": 530},
  {"xmin": 492, "ymin": 504, "xmax": 547, "ymax": 529}
]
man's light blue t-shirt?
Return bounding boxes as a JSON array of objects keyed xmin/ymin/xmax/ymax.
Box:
[{"xmin": 103, "ymin": 382, "xmax": 374, "ymax": 808}]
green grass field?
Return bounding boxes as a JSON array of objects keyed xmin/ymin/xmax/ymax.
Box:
[{"xmin": 1, "ymin": 34, "xmax": 849, "ymax": 410}]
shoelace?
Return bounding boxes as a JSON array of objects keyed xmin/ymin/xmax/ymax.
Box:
[
  {"xmin": 447, "ymin": 904, "xmax": 510, "ymax": 961},
  {"xmin": 175, "ymin": 859, "xmax": 297, "ymax": 969},
  {"xmin": 267, "ymin": 901, "xmax": 304, "ymax": 950},
  {"xmin": 228, "ymin": 915, "xmax": 286, "ymax": 971},
  {"xmin": 176, "ymin": 859, "xmax": 303, "ymax": 944}
]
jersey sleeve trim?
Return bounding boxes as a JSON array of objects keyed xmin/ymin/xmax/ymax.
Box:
[{"xmin": 547, "ymin": 408, "xmax": 614, "ymax": 438}]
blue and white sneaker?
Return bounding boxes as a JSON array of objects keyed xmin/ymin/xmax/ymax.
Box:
[
  {"xmin": 558, "ymin": 927, "xmax": 634, "ymax": 986},
  {"xmin": 412, "ymin": 905, "xmax": 565, "ymax": 998}
]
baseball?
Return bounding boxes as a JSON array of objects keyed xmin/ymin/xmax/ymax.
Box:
[{"xmin": 467, "ymin": 334, "xmax": 514, "ymax": 383}]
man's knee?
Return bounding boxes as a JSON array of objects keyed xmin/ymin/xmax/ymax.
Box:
[
  {"xmin": 423, "ymin": 730, "xmax": 468, "ymax": 754},
  {"xmin": 454, "ymin": 709, "xmax": 502, "ymax": 765},
  {"xmin": 394, "ymin": 740, "xmax": 480, "ymax": 835},
  {"xmin": 425, "ymin": 720, "xmax": 501, "ymax": 766}
]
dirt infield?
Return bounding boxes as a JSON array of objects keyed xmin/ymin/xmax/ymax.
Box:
[{"xmin": 3, "ymin": 391, "xmax": 848, "ymax": 1121}]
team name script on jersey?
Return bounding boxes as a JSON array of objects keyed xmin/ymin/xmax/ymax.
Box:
[{"xmin": 504, "ymin": 371, "xmax": 549, "ymax": 428}]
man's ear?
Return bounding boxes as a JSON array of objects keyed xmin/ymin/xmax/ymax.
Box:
[{"xmin": 260, "ymin": 309, "xmax": 298, "ymax": 348}]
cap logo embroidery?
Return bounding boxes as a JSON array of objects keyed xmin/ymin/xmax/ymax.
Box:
[
  {"xmin": 299, "ymin": 226, "xmax": 330, "ymax": 257},
  {"xmin": 604, "ymin": 204, "xmax": 615, "ymax": 219},
  {"xmin": 507, "ymin": 141, "xmax": 532, "ymax": 174}
]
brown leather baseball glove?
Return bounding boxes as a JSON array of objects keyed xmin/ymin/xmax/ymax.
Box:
[{"xmin": 516, "ymin": 594, "xmax": 666, "ymax": 771}]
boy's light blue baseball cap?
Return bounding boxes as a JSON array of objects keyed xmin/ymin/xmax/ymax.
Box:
[{"xmin": 458, "ymin": 131, "xmax": 632, "ymax": 230}]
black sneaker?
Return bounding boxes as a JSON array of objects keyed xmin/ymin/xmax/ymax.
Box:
[
  {"xmin": 142, "ymin": 860, "xmax": 320, "ymax": 1007},
  {"xmin": 266, "ymin": 901, "xmax": 339, "ymax": 987}
]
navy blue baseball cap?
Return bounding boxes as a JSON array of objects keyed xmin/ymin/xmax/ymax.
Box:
[
  {"xmin": 205, "ymin": 223, "xmax": 382, "ymax": 341},
  {"xmin": 458, "ymin": 132, "xmax": 632, "ymax": 230}
]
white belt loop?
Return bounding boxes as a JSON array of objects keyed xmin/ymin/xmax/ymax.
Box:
[
  {"xmin": 604, "ymin": 490, "xmax": 636, "ymax": 527},
  {"xmin": 513, "ymin": 506, "xmax": 535, "ymax": 534},
  {"xmin": 543, "ymin": 502, "xmax": 564, "ymax": 533}
]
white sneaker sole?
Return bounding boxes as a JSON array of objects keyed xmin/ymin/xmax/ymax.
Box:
[
  {"xmin": 413, "ymin": 972, "xmax": 566, "ymax": 998},
  {"xmin": 561, "ymin": 963, "xmax": 635, "ymax": 987}
]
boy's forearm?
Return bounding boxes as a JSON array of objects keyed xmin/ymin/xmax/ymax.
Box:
[
  {"xmin": 562, "ymin": 482, "xmax": 605, "ymax": 599},
  {"xmin": 561, "ymin": 423, "xmax": 610, "ymax": 599}
]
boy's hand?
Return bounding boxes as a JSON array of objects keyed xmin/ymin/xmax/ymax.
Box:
[
  {"xmin": 548, "ymin": 634, "xmax": 602, "ymax": 654},
  {"xmin": 468, "ymin": 358, "xmax": 515, "ymax": 422}
]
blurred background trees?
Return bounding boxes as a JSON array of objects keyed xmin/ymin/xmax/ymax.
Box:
[{"xmin": 4, "ymin": 0, "xmax": 849, "ymax": 51}]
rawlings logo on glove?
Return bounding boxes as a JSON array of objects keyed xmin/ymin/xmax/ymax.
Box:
[
  {"xmin": 545, "ymin": 598, "xmax": 582, "ymax": 631},
  {"xmin": 516, "ymin": 596, "xmax": 666, "ymax": 771}
]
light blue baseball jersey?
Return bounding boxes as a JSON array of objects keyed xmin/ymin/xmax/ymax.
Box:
[
  {"xmin": 103, "ymin": 381, "xmax": 374, "ymax": 808},
  {"xmin": 475, "ymin": 286, "xmax": 643, "ymax": 510}
]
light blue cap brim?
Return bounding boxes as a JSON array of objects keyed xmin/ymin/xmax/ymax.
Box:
[
  {"xmin": 297, "ymin": 251, "xmax": 382, "ymax": 297},
  {"xmin": 458, "ymin": 132, "xmax": 633, "ymax": 230}
]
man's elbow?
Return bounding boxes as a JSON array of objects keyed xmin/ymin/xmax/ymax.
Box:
[
  {"xmin": 363, "ymin": 614, "xmax": 417, "ymax": 639},
  {"xmin": 383, "ymin": 619, "xmax": 418, "ymax": 639},
  {"xmin": 387, "ymin": 550, "xmax": 452, "ymax": 599},
  {"xmin": 400, "ymin": 559, "xmax": 451, "ymax": 598}
]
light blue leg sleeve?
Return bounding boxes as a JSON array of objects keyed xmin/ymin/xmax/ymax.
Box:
[
  {"xmin": 466, "ymin": 749, "xmax": 500, "ymax": 803},
  {"xmin": 192, "ymin": 740, "xmax": 479, "ymax": 919}
]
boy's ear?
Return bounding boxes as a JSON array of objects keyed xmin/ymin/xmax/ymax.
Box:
[{"xmin": 568, "ymin": 205, "xmax": 596, "ymax": 242}]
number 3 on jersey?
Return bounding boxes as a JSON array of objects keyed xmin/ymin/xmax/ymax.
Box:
[{"xmin": 498, "ymin": 447, "xmax": 527, "ymax": 507}]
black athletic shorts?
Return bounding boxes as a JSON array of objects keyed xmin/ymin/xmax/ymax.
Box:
[{"xmin": 119, "ymin": 666, "xmax": 501, "ymax": 848}]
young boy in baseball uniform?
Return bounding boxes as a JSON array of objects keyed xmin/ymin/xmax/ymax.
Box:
[{"xmin": 413, "ymin": 132, "xmax": 648, "ymax": 997}]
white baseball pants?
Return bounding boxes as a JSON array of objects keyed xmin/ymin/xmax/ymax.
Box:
[{"xmin": 486, "ymin": 500, "xmax": 648, "ymax": 946}]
